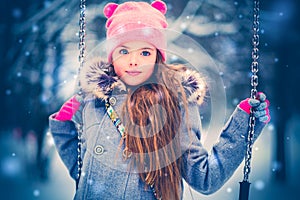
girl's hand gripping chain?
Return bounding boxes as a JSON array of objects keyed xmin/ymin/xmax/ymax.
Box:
[
  {"xmin": 55, "ymin": 95, "xmax": 81, "ymax": 121},
  {"xmin": 239, "ymin": 92, "xmax": 271, "ymax": 123}
]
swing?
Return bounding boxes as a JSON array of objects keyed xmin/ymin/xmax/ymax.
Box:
[
  {"xmin": 75, "ymin": 0, "xmax": 85, "ymax": 190},
  {"xmin": 239, "ymin": 0, "xmax": 261, "ymax": 199},
  {"xmin": 75, "ymin": 0, "xmax": 261, "ymax": 199}
]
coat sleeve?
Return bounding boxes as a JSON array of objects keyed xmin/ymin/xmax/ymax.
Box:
[
  {"xmin": 180, "ymin": 104, "xmax": 266, "ymax": 195},
  {"xmin": 48, "ymin": 100, "xmax": 84, "ymax": 181}
]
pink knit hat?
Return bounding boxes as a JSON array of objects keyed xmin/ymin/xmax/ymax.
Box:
[{"xmin": 103, "ymin": 0, "xmax": 168, "ymax": 62}]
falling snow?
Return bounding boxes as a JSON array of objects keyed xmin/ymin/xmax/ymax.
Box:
[{"xmin": 1, "ymin": 0, "xmax": 300, "ymax": 199}]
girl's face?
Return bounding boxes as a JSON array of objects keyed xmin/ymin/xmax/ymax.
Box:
[{"xmin": 112, "ymin": 41, "xmax": 157, "ymax": 86}]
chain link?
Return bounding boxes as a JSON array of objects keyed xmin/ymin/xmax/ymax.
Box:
[
  {"xmin": 76, "ymin": 123, "xmax": 83, "ymax": 184},
  {"xmin": 76, "ymin": 0, "xmax": 86, "ymax": 188},
  {"xmin": 243, "ymin": 0, "xmax": 260, "ymax": 182}
]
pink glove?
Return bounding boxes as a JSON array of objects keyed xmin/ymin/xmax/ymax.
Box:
[
  {"xmin": 55, "ymin": 95, "xmax": 81, "ymax": 121},
  {"xmin": 239, "ymin": 92, "xmax": 270, "ymax": 124}
]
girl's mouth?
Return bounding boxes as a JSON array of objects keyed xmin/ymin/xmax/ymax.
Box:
[{"xmin": 126, "ymin": 71, "xmax": 141, "ymax": 76}]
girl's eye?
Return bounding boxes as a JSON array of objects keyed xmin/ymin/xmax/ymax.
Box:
[
  {"xmin": 119, "ymin": 49, "xmax": 129, "ymax": 54},
  {"xmin": 141, "ymin": 51, "xmax": 151, "ymax": 56}
]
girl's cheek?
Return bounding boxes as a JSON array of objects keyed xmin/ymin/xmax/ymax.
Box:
[{"xmin": 114, "ymin": 66, "xmax": 124, "ymax": 77}]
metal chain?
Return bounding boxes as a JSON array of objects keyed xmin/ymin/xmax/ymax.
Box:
[
  {"xmin": 78, "ymin": 0, "xmax": 86, "ymax": 93},
  {"xmin": 243, "ymin": 0, "xmax": 260, "ymax": 182},
  {"xmin": 76, "ymin": 0, "xmax": 86, "ymax": 188}
]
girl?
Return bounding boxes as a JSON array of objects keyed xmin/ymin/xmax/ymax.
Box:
[{"xmin": 49, "ymin": 1, "xmax": 270, "ymax": 200}]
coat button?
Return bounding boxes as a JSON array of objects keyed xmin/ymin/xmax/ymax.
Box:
[
  {"xmin": 109, "ymin": 96, "xmax": 117, "ymax": 106},
  {"xmin": 94, "ymin": 145, "xmax": 104, "ymax": 155}
]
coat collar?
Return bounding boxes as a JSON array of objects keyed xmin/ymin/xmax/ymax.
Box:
[{"xmin": 79, "ymin": 58, "xmax": 206, "ymax": 105}]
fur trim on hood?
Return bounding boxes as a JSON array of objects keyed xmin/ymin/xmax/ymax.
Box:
[{"xmin": 79, "ymin": 58, "xmax": 206, "ymax": 105}]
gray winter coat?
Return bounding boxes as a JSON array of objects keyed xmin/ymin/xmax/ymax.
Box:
[{"xmin": 49, "ymin": 60, "xmax": 266, "ymax": 200}]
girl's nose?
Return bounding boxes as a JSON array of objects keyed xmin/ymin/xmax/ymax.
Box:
[
  {"xmin": 129, "ymin": 62, "xmax": 138, "ymax": 67},
  {"xmin": 129, "ymin": 52, "xmax": 138, "ymax": 67}
]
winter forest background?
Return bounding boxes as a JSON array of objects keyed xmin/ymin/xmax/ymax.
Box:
[{"xmin": 1, "ymin": 0, "xmax": 299, "ymax": 199}]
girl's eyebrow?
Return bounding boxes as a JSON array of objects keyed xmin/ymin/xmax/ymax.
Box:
[
  {"xmin": 119, "ymin": 45, "xmax": 155, "ymax": 51},
  {"xmin": 141, "ymin": 47, "xmax": 155, "ymax": 51},
  {"xmin": 119, "ymin": 45, "xmax": 129, "ymax": 49}
]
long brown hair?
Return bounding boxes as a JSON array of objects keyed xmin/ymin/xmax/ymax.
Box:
[{"xmin": 120, "ymin": 51, "xmax": 190, "ymax": 200}]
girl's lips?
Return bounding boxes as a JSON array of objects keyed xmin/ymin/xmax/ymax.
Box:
[{"xmin": 126, "ymin": 71, "xmax": 141, "ymax": 76}]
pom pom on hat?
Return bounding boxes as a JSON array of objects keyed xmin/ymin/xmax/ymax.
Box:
[
  {"xmin": 103, "ymin": 1, "xmax": 168, "ymax": 62},
  {"xmin": 151, "ymin": 0, "xmax": 167, "ymax": 15},
  {"xmin": 103, "ymin": 3, "xmax": 118, "ymax": 18}
]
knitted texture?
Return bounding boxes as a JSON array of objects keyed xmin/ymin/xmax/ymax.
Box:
[
  {"xmin": 55, "ymin": 96, "xmax": 81, "ymax": 121},
  {"xmin": 238, "ymin": 92, "xmax": 271, "ymax": 123}
]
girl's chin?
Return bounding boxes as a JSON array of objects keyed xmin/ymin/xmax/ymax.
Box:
[{"xmin": 121, "ymin": 78, "xmax": 147, "ymax": 86}]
